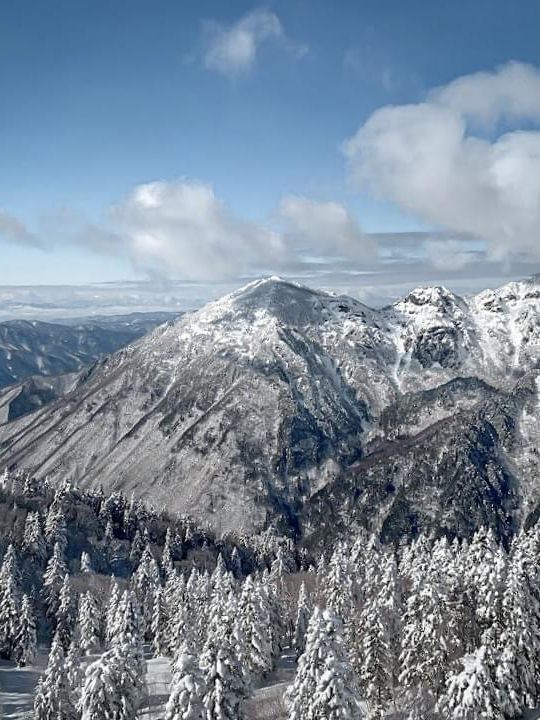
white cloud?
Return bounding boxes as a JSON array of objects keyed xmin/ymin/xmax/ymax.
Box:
[
  {"xmin": 343, "ymin": 61, "xmax": 540, "ymax": 264},
  {"xmin": 106, "ymin": 180, "xmax": 285, "ymax": 281},
  {"xmin": 0, "ymin": 180, "xmax": 378, "ymax": 282},
  {"xmin": 430, "ymin": 61, "xmax": 540, "ymax": 126},
  {"xmin": 278, "ymin": 195, "xmax": 375, "ymax": 259},
  {"xmin": 105, "ymin": 185, "xmax": 375, "ymax": 280},
  {"xmin": 202, "ymin": 8, "xmax": 305, "ymax": 77}
]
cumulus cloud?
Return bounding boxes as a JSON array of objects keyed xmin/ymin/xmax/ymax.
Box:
[
  {"xmin": 104, "ymin": 180, "xmax": 285, "ymax": 281},
  {"xmin": 100, "ymin": 184, "xmax": 374, "ymax": 280},
  {"xmin": 0, "ymin": 181, "xmax": 377, "ymax": 282},
  {"xmin": 431, "ymin": 61, "xmax": 540, "ymax": 126},
  {"xmin": 278, "ymin": 195, "xmax": 375, "ymax": 259},
  {"xmin": 343, "ymin": 61, "xmax": 540, "ymax": 263},
  {"xmin": 202, "ymin": 8, "xmax": 305, "ymax": 76}
]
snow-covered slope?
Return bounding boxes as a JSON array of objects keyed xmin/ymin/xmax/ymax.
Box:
[{"xmin": 2, "ymin": 275, "xmax": 540, "ymax": 539}]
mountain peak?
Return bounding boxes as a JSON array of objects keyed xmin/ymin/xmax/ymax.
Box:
[
  {"xmin": 195, "ymin": 275, "xmax": 347, "ymax": 330},
  {"xmin": 393, "ymin": 285, "xmax": 467, "ymax": 316}
]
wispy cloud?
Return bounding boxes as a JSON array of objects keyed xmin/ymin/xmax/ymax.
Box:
[
  {"xmin": 201, "ymin": 8, "xmax": 306, "ymax": 77},
  {"xmin": 343, "ymin": 61, "xmax": 540, "ymax": 264},
  {"xmin": 0, "ymin": 210, "xmax": 39, "ymax": 247}
]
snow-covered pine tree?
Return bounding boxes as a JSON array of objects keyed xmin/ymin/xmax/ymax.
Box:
[
  {"xmin": 399, "ymin": 564, "xmax": 454, "ymax": 717},
  {"xmin": 202, "ymin": 639, "xmax": 246, "ymax": 720},
  {"xmin": 0, "ymin": 545, "xmax": 21, "ymax": 659},
  {"xmin": 495, "ymin": 551, "xmax": 539, "ymax": 715},
  {"xmin": 105, "ymin": 576, "xmax": 121, "ymax": 647},
  {"xmin": 14, "ymin": 593, "xmax": 37, "ymax": 667},
  {"xmin": 81, "ymin": 590, "xmax": 147, "ymax": 719},
  {"xmin": 23, "ymin": 511, "xmax": 47, "ymax": 564},
  {"xmin": 231, "ymin": 546, "xmax": 242, "ymax": 578},
  {"xmin": 34, "ymin": 632, "xmax": 77, "ymax": 720},
  {"xmin": 437, "ymin": 645, "xmax": 503, "ymax": 720},
  {"xmin": 163, "ymin": 571, "xmax": 186, "ymax": 655},
  {"xmin": 201, "ymin": 590, "xmax": 246, "ymax": 720},
  {"xmin": 324, "ymin": 542, "xmax": 354, "ymax": 621},
  {"xmin": 78, "ymin": 646, "xmax": 139, "ymax": 720},
  {"xmin": 43, "ymin": 541, "xmax": 68, "ymax": 620},
  {"xmin": 132, "ymin": 544, "xmax": 161, "ymax": 639},
  {"xmin": 234, "ymin": 575, "xmax": 273, "ymax": 684},
  {"xmin": 286, "ymin": 607, "xmax": 361, "ymax": 720},
  {"xmin": 129, "ymin": 528, "xmax": 145, "ymax": 566},
  {"xmin": 161, "ymin": 528, "xmax": 174, "ymax": 577},
  {"xmin": 293, "ymin": 580, "xmax": 311, "ymax": 659},
  {"xmin": 78, "ymin": 591, "xmax": 101, "ymax": 655},
  {"xmin": 44, "ymin": 503, "xmax": 68, "ymax": 554},
  {"xmin": 66, "ymin": 637, "xmax": 83, "ymax": 697},
  {"xmin": 113, "ymin": 589, "xmax": 147, "ymax": 695},
  {"xmin": 378, "ymin": 551, "xmax": 402, "ymax": 684},
  {"xmin": 359, "ymin": 593, "xmax": 392, "ymax": 717},
  {"xmin": 55, "ymin": 574, "xmax": 75, "ymax": 650},
  {"xmin": 80, "ymin": 551, "xmax": 93, "ymax": 574},
  {"xmin": 151, "ymin": 584, "xmax": 169, "ymax": 656},
  {"xmin": 310, "ymin": 646, "xmax": 362, "ymax": 720},
  {"xmin": 165, "ymin": 640, "xmax": 206, "ymax": 720},
  {"xmin": 261, "ymin": 568, "xmax": 286, "ymax": 659}
]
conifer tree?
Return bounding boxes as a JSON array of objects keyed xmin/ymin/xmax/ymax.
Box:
[
  {"xmin": 359, "ymin": 594, "xmax": 392, "ymax": 716},
  {"xmin": 286, "ymin": 607, "xmax": 361, "ymax": 720},
  {"xmin": 495, "ymin": 554, "xmax": 539, "ymax": 714},
  {"xmin": 161, "ymin": 528, "xmax": 174, "ymax": 577},
  {"xmin": 81, "ymin": 591, "xmax": 146, "ymax": 720},
  {"xmin": 437, "ymin": 646, "xmax": 503, "ymax": 720},
  {"xmin": 231, "ymin": 547, "xmax": 242, "ymax": 578},
  {"xmin": 55, "ymin": 574, "xmax": 75, "ymax": 650},
  {"xmin": 44, "ymin": 504, "xmax": 68, "ymax": 554},
  {"xmin": 201, "ymin": 592, "xmax": 246, "ymax": 720},
  {"xmin": 34, "ymin": 633, "xmax": 77, "ymax": 720},
  {"xmin": 113, "ymin": 590, "xmax": 147, "ymax": 695},
  {"xmin": 66, "ymin": 637, "xmax": 83, "ymax": 697},
  {"xmin": 78, "ymin": 646, "xmax": 139, "ymax": 720},
  {"xmin": 106, "ymin": 577, "xmax": 121, "ymax": 646},
  {"xmin": 166, "ymin": 640, "xmax": 206, "ymax": 720},
  {"xmin": 235, "ymin": 576, "xmax": 273, "ymax": 683},
  {"xmin": 0, "ymin": 547, "xmax": 21, "ymax": 659},
  {"xmin": 324, "ymin": 543, "xmax": 354, "ymax": 621},
  {"xmin": 78, "ymin": 591, "xmax": 101, "ymax": 655},
  {"xmin": 14, "ymin": 593, "xmax": 37, "ymax": 667},
  {"xmin": 43, "ymin": 542, "xmax": 68, "ymax": 620},
  {"xmin": 132, "ymin": 544, "xmax": 161, "ymax": 638},
  {"xmin": 151, "ymin": 585, "xmax": 169, "ymax": 656},
  {"xmin": 23, "ymin": 511, "xmax": 47, "ymax": 563},
  {"xmin": 80, "ymin": 551, "xmax": 93, "ymax": 574},
  {"xmin": 399, "ymin": 567, "xmax": 453, "ymax": 716},
  {"xmin": 293, "ymin": 581, "xmax": 311, "ymax": 659}
]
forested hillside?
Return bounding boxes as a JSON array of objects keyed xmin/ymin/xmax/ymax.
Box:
[{"xmin": 0, "ymin": 469, "xmax": 539, "ymax": 719}]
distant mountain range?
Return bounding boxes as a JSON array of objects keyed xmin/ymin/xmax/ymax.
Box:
[
  {"xmin": 0, "ymin": 312, "xmax": 178, "ymax": 421},
  {"xmin": 1, "ymin": 276, "xmax": 540, "ymax": 545}
]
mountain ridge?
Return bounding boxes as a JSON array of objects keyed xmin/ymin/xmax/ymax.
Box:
[{"xmin": 2, "ymin": 274, "xmax": 540, "ymax": 541}]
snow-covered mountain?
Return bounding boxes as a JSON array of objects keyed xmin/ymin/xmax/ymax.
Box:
[{"xmin": 2, "ymin": 275, "xmax": 540, "ymax": 541}]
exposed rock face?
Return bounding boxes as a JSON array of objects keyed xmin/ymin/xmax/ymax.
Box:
[{"xmin": 1, "ymin": 275, "xmax": 540, "ymax": 542}]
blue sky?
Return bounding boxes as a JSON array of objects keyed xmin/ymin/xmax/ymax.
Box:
[{"xmin": 1, "ymin": 0, "xmax": 540, "ymax": 305}]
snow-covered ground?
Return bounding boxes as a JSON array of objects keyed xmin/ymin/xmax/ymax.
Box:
[
  {"xmin": 0, "ymin": 649, "xmax": 294, "ymax": 720},
  {"xmin": 0, "ymin": 653, "xmax": 45, "ymax": 719}
]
